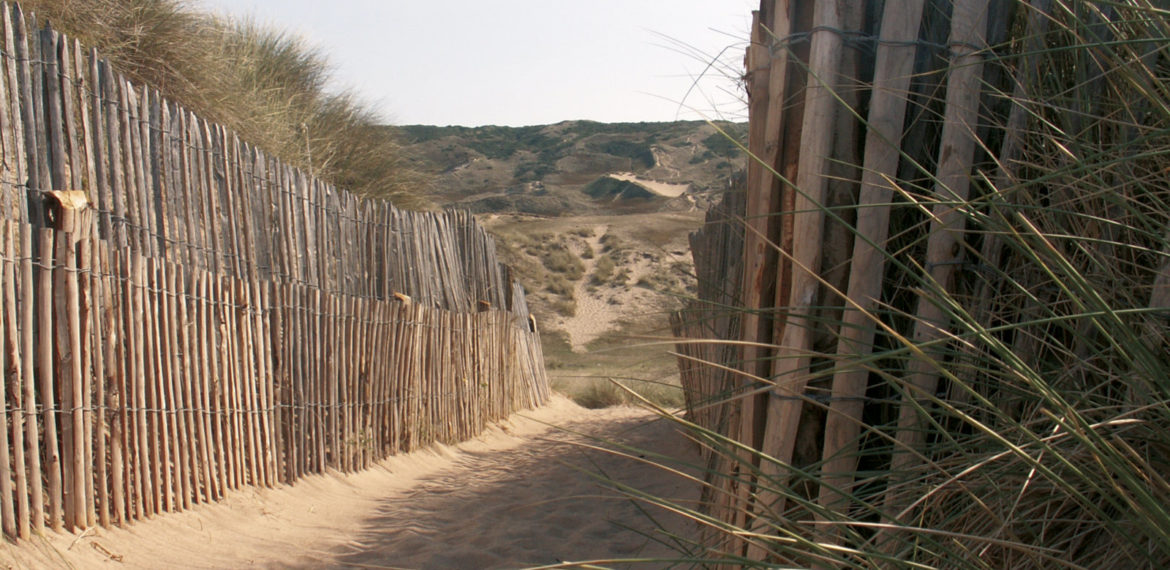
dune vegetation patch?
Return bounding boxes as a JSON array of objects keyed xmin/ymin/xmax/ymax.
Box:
[{"xmin": 19, "ymin": 0, "xmax": 426, "ymax": 205}]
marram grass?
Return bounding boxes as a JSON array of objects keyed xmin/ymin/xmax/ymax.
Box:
[
  {"xmin": 608, "ymin": 1, "xmax": 1170, "ymax": 568},
  {"xmin": 17, "ymin": 0, "xmax": 427, "ymax": 206}
]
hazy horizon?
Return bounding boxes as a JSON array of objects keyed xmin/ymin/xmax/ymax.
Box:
[{"xmin": 197, "ymin": 1, "xmax": 754, "ymax": 128}]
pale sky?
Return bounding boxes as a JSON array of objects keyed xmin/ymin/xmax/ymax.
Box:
[{"xmin": 197, "ymin": 1, "xmax": 754, "ymax": 127}]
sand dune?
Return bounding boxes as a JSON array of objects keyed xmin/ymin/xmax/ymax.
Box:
[{"xmin": 1, "ymin": 397, "xmax": 701, "ymax": 569}]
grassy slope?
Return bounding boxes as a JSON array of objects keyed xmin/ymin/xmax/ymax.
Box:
[
  {"xmin": 20, "ymin": 0, "xmax": 426, "ymax": 205},
  {"xmin": 400, "ymin": 120, "xmax": 746, "ymax": 215}
]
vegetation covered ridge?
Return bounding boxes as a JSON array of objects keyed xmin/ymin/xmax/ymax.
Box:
[{"xmin": 401, "ymin": 119, "xmax": 747, "ymax": 216}]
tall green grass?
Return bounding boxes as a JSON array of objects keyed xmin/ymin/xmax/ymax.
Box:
[
  {"xmin": 628, "ymin": 1, "xmax": 1170, "ymax": 567},
  {"xmin": 20, "ymin": 0, "xmax": 427, "ymax": 205}
]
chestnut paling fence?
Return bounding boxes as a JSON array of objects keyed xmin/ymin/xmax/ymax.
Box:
[
  {"xmin": 0, "ymin": 4, "xmax": 549, "ymax": 539},
  {"xmin": 673, "ymin": 0, "xmax": 1170, "ymax": 565}
]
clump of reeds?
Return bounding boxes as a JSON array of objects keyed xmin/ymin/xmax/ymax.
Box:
[
  {"xmin": 632, "ymin": 1, "xmax": 1170, "ymax": 568},
  {"xmin": 19, "ymin": 0, "xmax": 427, "ymax": 205}
]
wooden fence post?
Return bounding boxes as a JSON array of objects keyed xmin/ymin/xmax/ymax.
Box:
[
  {"xmin": 818, "ymin": 0, "xmax": 928, "ymax": 532},
  {"xmin": 884, "ymin": 0, "xmax": 991, "ymax": 513}
]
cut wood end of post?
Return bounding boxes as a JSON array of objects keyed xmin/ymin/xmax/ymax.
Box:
[
  {"xmin": 391, "ymin": 292, "xmax": 411, "ymax": 305},
  {"xmin": 46, "ymin": 190, "xmax": 89, "ymax": 211},
  {"xmin": 45, "ymin": 190, "xmax": 93, "ymax": 238}
]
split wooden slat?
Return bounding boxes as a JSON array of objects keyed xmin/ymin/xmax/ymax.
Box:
[
  {"xmin": 61, "ymin": 229, "xmax": 88, "ymax": 531},
  {"xmin": 818, "ymin": 0, "xmax": 928, "ymax": 527},
  {"xmin": 107, "ymin": 251, "xmax": 127, "ymax": 526},
  {"xmin": 160, "ymin": 263, "xmax": 189, "ymax": 510},
  {"xmin": 38, "ymin": 229, "xmax": 63, "ymax": 530},
  {"xmin": 3, "ymin": 224, "xmax": 30, "ymax": 539},
  {"xmin": 885, "ymin": 0, "xmax": 992, "ymax": 510},
  {"xmin": 2, "ymin": 5, "xmax": 28, "ymax": 224},
  {"xmin": 0, "ymin": 222, "xmax": 15, "ymax": 539},
  {"xmin": 75, "ymin": 41, "xmax": 100, "ymax": 530},
  {"xmin": 18, "ymin": 223, "xmax": 43, "ymax": 534},
  {"xmin": 732, "ymin": 9, "xmax": 785, "ymax": 546},
  {"xmin": 90, "ymin": 241, "xmax": 109, "ymax": 527},
  {"xmin": 258, "ymin": 282, "xmax": 277, "ymax": 486}
]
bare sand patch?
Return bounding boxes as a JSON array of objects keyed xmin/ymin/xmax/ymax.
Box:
[
  {"xmin": 0, "ymin": 397, "xmax": 700, "ymax": 569},
  {"xmin": 607, "ymin": 173, "xmax": 690, "ymax": 198},
  {"xmin": 559, "ymin": 225, "xmax": 617, "ymax": 351}
]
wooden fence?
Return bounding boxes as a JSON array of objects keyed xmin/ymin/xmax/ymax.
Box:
[
  {"xmin": 673, "ymin": 0, "xmax": 1170, "ymax": 562},
  {"xmin": 0, "ymin": 4, "xmax": 549, "ymax": 539}
]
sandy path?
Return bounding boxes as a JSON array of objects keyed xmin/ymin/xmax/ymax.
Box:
[
  {"xmin": 1, "ymin": 397, "xmax": 700, "ymax": 569},
  {"xmin": 561, "ymin": 225, "xmax": 614, "ymax": 351}
]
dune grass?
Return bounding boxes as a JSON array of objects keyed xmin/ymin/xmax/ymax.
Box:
[
  {"xmin": 542, "ymin": 324, "xmax": 686, "ymax": 410},
  {"xmin": 597, "ymin": 1, "xmax": 1170, "ymax": 567},
  {"xmin": 19, "ymin": 0, "xmax": 426, "ymax": 205}
]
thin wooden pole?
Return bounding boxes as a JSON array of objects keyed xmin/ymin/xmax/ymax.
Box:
[
  {"xmin": 885, "ymin": 0, "xmax": 991, "ymax": 512},
  {"xmin": 175, "ymin": 267, "xmax": 201, "ymax": 504},
  {"xmin": 0, "ymin": 222, "xmax": 16, "ymax": 539},
  {"xmin": 201, "ymin": 273, "xmax": 226, "ymax": 500},
  {"xmin": 328, "ymin": 295, "xmax": 340, "ymax": 470},
  {"xmin": 91, "ymin": 241, "xmax": 111, "ymax": 528},
  {"xmin": 52, "ymin": 160, "xmax": 77, "ymax": 531},
  {"xmin": 751, "ymin": 0, "xmax": 851, "ymax": 535},
  {"xmin": 818, "ymin": 0, "xmax": 927, "ymax": 522},
  {"xmin": 736, "ymin": 3, "xmax": 807, "ymax": 547},
  {"xmin": 290, "ymin": 283, "xmax": 304, "ymax": 481},
  {"xmin": 259, "ymin": 281, "xmax": 279, "ymax": 485},
  {"xmin": 237, "ymin": 279, "xmax": 261, "ymax": 485},
  {"xmin": 212, "ymin": 275, "xmax": 232, "ymax": 491},
  {"xmin": 313, "ymin": 288, "xmax": 325, "ymax": 472},
  {"xmin": 221, "ymin": 275, "xmax": 243, "ymax": 489},
  {"xmin": 19, "ymin": 224, "xmax": 42, "ymax": 533},
  {"xmin": 144, "ymin": 258, "xmax": 166, "ymax": 514},
  {"xmin": 3, "ymin": 222, "xmax": 30, "ymax": 540},
  {"xmin": 2, "ymin": 5, "xmax": 29, "ymax": 225},
  {"xmin": 162, "ymin": 263, "xmax": 191, "ymax": 510},
  {"xmin": 109, "ymin": 252, "xmax": 127, "ymax": 525},
  {"xmin": 130, "ymin": 252, "xmax": 151, "ymax": 520},
  {"xmin": 75, "ymin": 42, "xmax": 100, "ymax": 530},
  {"xmin": 63, "ymin": 230, "xmax": 89, "ymax": 530},
  {"xmin": 38, "ymin": 229, "xmax": 63, "ymax": 531}
]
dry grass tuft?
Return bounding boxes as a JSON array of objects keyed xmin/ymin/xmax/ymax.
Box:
[{"xmin": 21, "ymin": 0, "xmax": 427, "ymax": 205}]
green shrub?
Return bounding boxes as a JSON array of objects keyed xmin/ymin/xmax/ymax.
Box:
[
  {"xmin": 587, "ymin": 140, "xmax": 656, "ymax": 169},
  {"xmin": 544, "ymin": 275, "xmax": 574, "ymax": 297},
  {"xmin": 514, "ymin": 161, "xmax": 553, "ymax": 182},
  {"xmin": 591, "ymin": 255, "xmax": 616, "ymax": 285},
  {"xmin": 702, "ymin": 125, "xmax": 747, "ymax": 158},
  {"xmin": 557, "ymin": 377, "xmax": 684, "ymax": 409},
  {"xmin": 540, "ymin": 244, "xmax": 585, "ymax": 281},
  {"xmin": 575, "ymin": 380, "xmax": 627, "ymax": 409},
  {"xmin": 583, "ymin": 177, "xmax": 655, "ymax": 201},
  {"xmin": 550, "ymin": 297, "xmax": 577, "ymax": 318}
]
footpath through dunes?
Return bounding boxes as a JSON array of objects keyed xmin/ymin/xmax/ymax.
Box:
[{"xmin": 0, "ymin": 397, "xmax": 702, "ymax": 569}]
